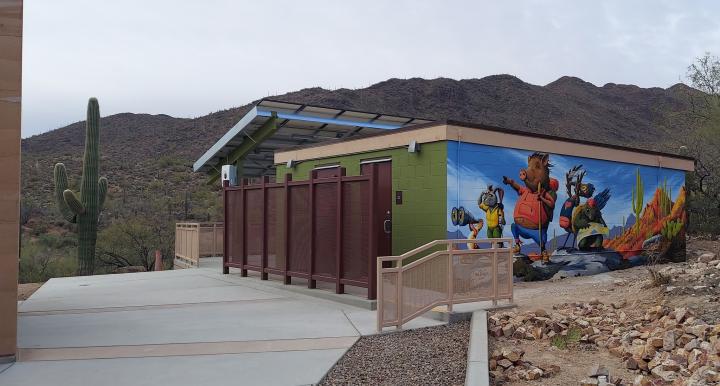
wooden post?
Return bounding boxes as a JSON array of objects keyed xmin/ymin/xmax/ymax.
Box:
[
  {"xmin": 212, "ymin": 223, "xmax": 217, "ymax": 258},
  {"xmin": 367, "ymin": 163, "xmax": 378, "ymax": 300},
  {"xmin": 261, "ymin": 176, "xmax": 269, "ymax": 280},
  {"xmin": 283, "ymin": 173, "xmax": 292, "ymax": 285},
  {"xmin": 223, "ymin": 188, "xmax": 229, "ymax": 274},
  {"xmin": 335, "ymin": 168, "xmax": 346, "ymax": 294},
  {"xmin": 308, "ymin": 170, "xmax": 317, "ymax": 289},
  {"xmin": 240, "ymin": 178, "xmax": 247, "ymax": 277},
  {"xmin": 154, "ymin": 250, "xmax": 163, "ymax": 271}
]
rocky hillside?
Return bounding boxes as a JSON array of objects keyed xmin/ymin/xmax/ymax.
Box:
[{"xmin": 21, "ymin": 75, "xmax": 699, "ymax": 222}]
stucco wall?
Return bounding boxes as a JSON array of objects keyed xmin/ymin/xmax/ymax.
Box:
[
  {"xmin": 276, "ymin": 141, "xmax": 447, "ymax": 255},
  {"xmin": 0, "ymin": 0, "xmax": 22, "ymax": 360}
]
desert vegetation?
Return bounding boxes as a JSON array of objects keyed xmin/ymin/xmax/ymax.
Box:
[{"xmin": 17, "ymin": 54, "xmax": 720, "ymax": 282}]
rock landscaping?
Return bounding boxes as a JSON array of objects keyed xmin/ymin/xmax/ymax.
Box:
[
  {"xmin": 489, "ymin": 347, "xmax": 560, "ymax": 383},
  {"xmin": 488, "ymin": 298, "xmax": 720, "ymax": 385}
]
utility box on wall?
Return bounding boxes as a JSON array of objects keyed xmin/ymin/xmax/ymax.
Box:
[{"xmin": 221, "ymin": 165, "xmax": 237, "ymax": 187}]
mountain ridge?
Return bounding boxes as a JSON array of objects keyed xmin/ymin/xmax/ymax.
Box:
[{"xmin": 21, "ymin": 75, "xmax": 698, "ymax": 221}]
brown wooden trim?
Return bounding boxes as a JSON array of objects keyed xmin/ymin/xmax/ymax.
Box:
[
  {"xmin": 311, "ymin": 274, "xmax": 337, "ymax": 283},
  {"xmin": 263, "ymin": 267, "xmax": 285, "ymax": 275},
  {"xmin": 340, "ymin": 175, "xmax": 371, "ymax": 182},
  {"xmin": 276, "ymin": 121, "xmax": 695, "ymax": 171},
  {"xmin": 340, "ymin": 278, "xmax": 368, "ymax": 288},
  {"xmin": 285, "ymin": 270, "xmax": 311, "ymax": 279}
]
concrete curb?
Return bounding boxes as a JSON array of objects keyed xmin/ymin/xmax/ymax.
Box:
[
  {"xmin": 429, "ymin": 303, "xmax": 516, "ymax": 323},
  {"xmin": 465, "ymin": 310, "xmax": 489, "ymax": 386}
]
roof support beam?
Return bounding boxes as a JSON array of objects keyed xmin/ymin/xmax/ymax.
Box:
[{"xmin": 206, "ymin": 114, "xmax": 278, "ymax": 185}]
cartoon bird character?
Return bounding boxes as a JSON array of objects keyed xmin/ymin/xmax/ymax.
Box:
[
  {"xmin": 502, "ymin": 152, "xmax": 559, "ymax": 262},
  {"xmin": 572, "ymin": 188, "xmax": 611, "ymax": 250},
  {"xmin": 477, "ymin": 185, "xmax": 505, "ymax": 239},
  {"xmin": 559, "ymin": 165, "xmax": 596, "ymax": 249}
]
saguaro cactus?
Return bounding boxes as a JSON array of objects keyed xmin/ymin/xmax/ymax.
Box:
[
  {"xmin": 54, "ymin": 98, "xmax": 108, "ymax": 275},
  {"xmin": 630, "ymin": 168, "xmax": 644, "ymax": 233}
]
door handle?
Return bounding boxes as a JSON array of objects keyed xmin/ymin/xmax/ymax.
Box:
[{"xmin": 383, "ymin": 219, "xmax": 392, "ymax": 234}]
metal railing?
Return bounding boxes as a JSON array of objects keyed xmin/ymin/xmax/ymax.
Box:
[
  {"xmin": 174, "ymin": 222, "xmax": 224, "ymax": 269},
  {"xmin": 377, "ymin": 238, "xmax": 513, "ymax": 331}
]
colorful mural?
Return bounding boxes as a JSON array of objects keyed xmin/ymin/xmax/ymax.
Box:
[{"xmin": 447, "ymin": 141, "xmax": 686, "ymax": 280}]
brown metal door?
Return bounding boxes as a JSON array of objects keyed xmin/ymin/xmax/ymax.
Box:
[
  {"xmin": 313, "ymin": 166, "xmax": 341, "ymax": 178},
  {"xmin": 361, "ymin": 161, "xmax": 392, "ymax": 257}
]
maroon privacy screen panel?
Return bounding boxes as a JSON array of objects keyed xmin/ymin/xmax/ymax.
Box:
[{"xmin": 223, "ymin": 166, "xmax": 380, "ymax": 299}]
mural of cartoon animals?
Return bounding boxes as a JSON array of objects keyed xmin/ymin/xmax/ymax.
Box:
[
  {"xmin": 477, "ymin": 185, "xmax": 505, "ymax": 239},
  {"xmin": 447, "ymin": 142, "xmax": 688, "ymax": 280},
  {"xmin": 502, "ymin": 152, "xmax": 559, "ymax": 261}
]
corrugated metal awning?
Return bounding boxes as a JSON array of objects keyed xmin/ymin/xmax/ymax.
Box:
[{"xmin": 193, "ymin": 99, "xmax": 432, "ymax": 177}]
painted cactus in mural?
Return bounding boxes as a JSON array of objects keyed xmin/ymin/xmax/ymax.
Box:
[
  {"xmin": 53, "ymin": 98, "xmax": 108, "ymax": 276},
  {"xmin": 604, "ymin": 169, "xmax": 687, "ymax": 262},
  {"xmin": 447, "ymin": 142, "xmax": 687, "ymax": 281}
]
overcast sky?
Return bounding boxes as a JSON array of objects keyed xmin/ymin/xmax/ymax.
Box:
[{"xmin": 22, "ymin": 0, "xmax": 720, "ymax": 138}]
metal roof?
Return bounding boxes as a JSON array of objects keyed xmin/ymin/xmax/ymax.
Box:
[{"xmin": 193, "ymin": 99, "xmax": 433, "ymax": 176}]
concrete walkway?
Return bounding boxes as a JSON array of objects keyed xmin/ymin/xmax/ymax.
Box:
[{"xmin": 1, "ymin": 260, "xmax": 443, "ymax": 386}]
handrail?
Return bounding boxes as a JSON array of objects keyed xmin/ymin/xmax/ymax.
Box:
[
  {"xmin": 377, "ymin": 238, "xmax": 514, "ymax": 331},
  {"xmin": 377, "ymin": 238, "xmax": 511, "ymax": 262}
]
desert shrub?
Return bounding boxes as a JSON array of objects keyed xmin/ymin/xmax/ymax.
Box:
[
  {"xmin": 550, "ymin": 326, "xmax": 582, "ymax": 350},
  {"xmin": 19, "ymin": 238, "xmax": 77, "ymax": 283},
  {"xmin": 96, "ymin": 216, "xmax": 175, "ymax": 272}
]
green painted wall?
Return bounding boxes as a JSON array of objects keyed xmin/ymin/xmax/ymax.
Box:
[{"xmin": 275, "ymin": 141, "xmax": 447, "ymax": 255}]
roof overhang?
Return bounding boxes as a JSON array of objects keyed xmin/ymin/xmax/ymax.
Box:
[
  {"xmin": 275, "ymin": 122, "xmax": 695, "ymax": 172},
  {"xmin": 193, "ymin": 99, "xmax": 432, "ymax": 178}
]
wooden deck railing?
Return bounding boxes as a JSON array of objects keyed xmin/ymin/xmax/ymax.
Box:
[
  {"xmin": 377, "ymin": 238, "xmax": 513, "ymax": 331},
  {"xmin": 174, "ymin": 222, "xmax": 224, "ymax": 269}
]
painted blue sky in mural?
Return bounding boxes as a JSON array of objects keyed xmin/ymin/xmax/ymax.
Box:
[{"xmin": 446, "ymin": 141, "xmax": 685, "ymax": 242}]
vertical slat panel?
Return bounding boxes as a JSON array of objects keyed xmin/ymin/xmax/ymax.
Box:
[
  {"xmin": 313, "ymin": 182, "xmax": 338, "ymax": 278},
  {"xmin": 341, "ymin": 180, "xmax": 370, "ymax": 282},
  {"xmin": 266, "ymin": 186, "xmax": 284, "ymax": 272},
  {"xmin": 245, "ymin": 189, "xmax": 263, "ymax": 268},
  {"xmin": 288, "ymin": 184, "xmax": 311, "ymax": 274}
]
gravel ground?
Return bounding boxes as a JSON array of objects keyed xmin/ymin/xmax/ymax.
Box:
[
  {"xmin": 17, "ymin": 282, "xmax": 43, "ymax": 300},
  {"xmin": 319, "ymin": 321, "xmax": 470, "ymax": 386}
]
